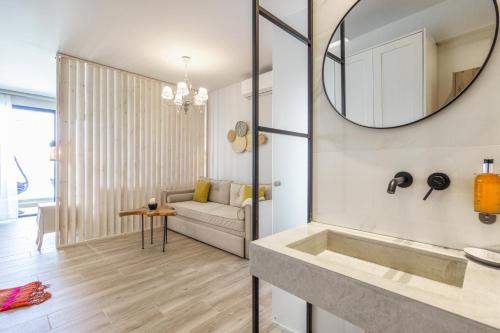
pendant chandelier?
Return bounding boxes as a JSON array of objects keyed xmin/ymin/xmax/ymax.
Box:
[{"xmin": 161, "ymin": 56, "xmax": 208, "ymax": 113}]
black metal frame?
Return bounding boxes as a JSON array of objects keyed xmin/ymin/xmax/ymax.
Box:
[
  {"xmin": 258, "ymin": 126, "xmax": 310, "ymax": 138},
  {"xmin": 339, "ymin": 22, "xmax": 346, "ymax": 117},
  {"xmin": 326, "ymin": 51, "xmax": 343, "ymax": 64},
  {"xmin": 252, "ymin": 1, "xmax": 313, "ymax": 332},
  {"xmin": 321, "ymin": 0, "xmax": 500, "ymax": 129}
]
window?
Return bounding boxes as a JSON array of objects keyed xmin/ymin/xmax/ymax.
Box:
[{"xmin": 11, "ymin": 105, "xmax": 55, "ymax": 209}]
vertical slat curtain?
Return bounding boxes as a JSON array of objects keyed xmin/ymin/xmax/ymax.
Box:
[{"xmin": 56, "ymin": 55, "xmax": 206, "ymax": 246}]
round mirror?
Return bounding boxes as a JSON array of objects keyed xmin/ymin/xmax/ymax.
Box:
[{"xmin": 322, "ymin": 0, "xmax": 498, "ymax": 128}]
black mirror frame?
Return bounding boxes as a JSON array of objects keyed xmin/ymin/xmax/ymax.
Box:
[{"xmin": 321, "ymin": 0, "xmax": 500, "ymax": 129}]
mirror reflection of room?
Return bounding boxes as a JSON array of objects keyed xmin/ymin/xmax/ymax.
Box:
[{"xmin": 324, "ymin": 0, "xmax": 497, "ymax": 128}]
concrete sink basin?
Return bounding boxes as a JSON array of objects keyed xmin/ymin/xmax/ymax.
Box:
[
  {"xmin": 250, "ymin": 222, "xmax": 500, "ymax": 333},
  {"xmin": 287, "ymin": 229, "xmax": 467, "ymax": 288}
]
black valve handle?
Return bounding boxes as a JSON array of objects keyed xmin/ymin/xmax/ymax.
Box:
[
  {"xmin": 423, "ymin": 173, "xmax": 450, "ymax": 200},
  {"xmin": 423, "ymin": 187, "xmax": 434, "ymax": 200}
]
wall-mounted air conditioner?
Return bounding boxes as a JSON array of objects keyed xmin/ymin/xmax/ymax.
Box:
[{"xmin": 241, "ymin": 71, "xmax": 273, "ymax": 99}]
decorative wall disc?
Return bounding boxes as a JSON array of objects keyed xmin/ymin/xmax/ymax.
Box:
[
  {"xmin": 232, "ymin": 136, "xmax": 247, "ymax": 153},
  {"xmin": 235, "ymin": 121, "xmax": 248, "ymax": 137},
  {"xmin": 227, "ymin": 130, "xmax": 236, "ymax": 142},
  {"xmin": 258, "ymin": 133, "xmax": 268, "ymax": 145},
  {"xmin": 245, "ymin": 132, "xmax": 252, "ymax": 152}
]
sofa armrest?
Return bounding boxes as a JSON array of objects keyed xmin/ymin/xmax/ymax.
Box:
[
  {"xmin": 161, "ymin": 189, "xmax": 194, "ymax": 205},
  {"xmin": 244, "ymin": 200, "xmax": 273, "ymax": 259},
  {"xmin": 244, "ymin": 205, "xmax": 253, "ymax": 259}
]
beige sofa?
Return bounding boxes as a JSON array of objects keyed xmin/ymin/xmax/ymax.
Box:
[{"xmin": 161, "ymin": 180, "xmax": 271, "ymax": 258}]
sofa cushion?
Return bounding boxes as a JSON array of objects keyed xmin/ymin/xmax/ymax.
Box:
[
  {"xmin": 170, "ymin": 201, "xmax": 245, "ymax": 233},
  {"xmin": 230, "ymin": 183, "xmax": 243, "ymax": 207},
  {"xmin": 242, "ymin": 185, "xmax": 266, "ymax": 201},
  {"xmin": 208, "ymin": 180, "xmax": 232, "ymax": 205},
  {"xmin": 193, "ymin": 180, "xmax": 211, "ymax": 203},
  {"xmin": 167, "ymin": 192, "xmax": 193, "ymax": 203},
  {"xmin": 230, "ymin": 183, "xmax": 272, "ymax": 207},
  {"xmin": 263, "ymin": 184, "xmax": 272, "ymax": 200}
]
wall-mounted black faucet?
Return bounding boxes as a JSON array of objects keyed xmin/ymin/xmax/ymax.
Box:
[
  {"xmin": 387, "ymin": 172, "xmax": 413, "ymax": 194},
  {"xmin": 423, "ymin": 173, "xmax": 450, "ymax": 200}
]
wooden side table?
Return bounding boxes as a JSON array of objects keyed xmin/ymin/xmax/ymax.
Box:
[{"xmin": 118, "ymin": 206, "xmax": 176, "ymax": 252}]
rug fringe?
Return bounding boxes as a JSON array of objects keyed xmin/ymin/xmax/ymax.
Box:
[{"xmin": 0, "ymin": 281, "xmax": 51, "ymax": 312}]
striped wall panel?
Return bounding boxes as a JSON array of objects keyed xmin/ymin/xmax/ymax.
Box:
[{"xmin": 56, "ymin": 55, "xmax": 206, "ymax": 246}]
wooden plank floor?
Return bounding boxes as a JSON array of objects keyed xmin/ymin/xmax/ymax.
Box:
[{"xmin": 0, "ymin": 218, "xmax": 281, "ymax": 333}]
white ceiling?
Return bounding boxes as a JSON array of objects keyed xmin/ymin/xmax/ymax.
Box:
[
  {"xmin": 344, "ymin": 0, "xmax": 447, "ymax": 38},
  {"xmin": 0, "ymin": 0, "xmax": 308, "ymax": 97},
  {"xmin": 343, "ymin": 0, "xmax": 495, "ymax": 41}
]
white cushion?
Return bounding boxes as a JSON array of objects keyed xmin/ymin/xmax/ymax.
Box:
[
  {"xmin": 229, "ymin": 183, "xmax": 244, "ymax": 207},
  {"xmin": 208, "ymin": 179, "xmax": 232, "ymax": 205}
]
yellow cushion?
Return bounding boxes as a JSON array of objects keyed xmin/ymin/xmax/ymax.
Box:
[
  {"xmin": 193, "ymin": 180, "xmax": 211, "ymax": 203},
  {"xmin": 242, "ymin": 185, "xmax": 266, "ymax": 201}
]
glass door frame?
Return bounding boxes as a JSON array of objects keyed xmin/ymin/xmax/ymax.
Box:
[{"xmin": 251, "ymin": 1, "xmax": 313, "ymax": 332}]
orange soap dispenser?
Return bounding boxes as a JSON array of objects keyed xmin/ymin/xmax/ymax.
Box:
[{"xmin": 474, "ymin": 159, "xmax": 500, "ymax": 223}]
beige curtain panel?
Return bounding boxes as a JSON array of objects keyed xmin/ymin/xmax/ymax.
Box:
[{"xmin": 56, "ymin": 55, "xmax": 206, "ymax": 246}]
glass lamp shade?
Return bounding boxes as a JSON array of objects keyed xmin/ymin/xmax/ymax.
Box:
[
  {"xmin": 197, "ymin": 87, "xmax": 208, "ymax": 101},
  {"xmin": 194, "ymin": 94, "xmax": 204, "ymax": 106},
  {"xmin": 161, "ymin": 86, "xmax": 174, "ymax": 100},
  {"xmin": 174, "ymin": 93, "xmax": 183, "ymax": 106},
  {"xmin": 176, "ymin": 81, "xmax": 189, "ymax": 96}
]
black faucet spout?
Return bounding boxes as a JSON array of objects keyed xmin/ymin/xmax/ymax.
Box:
[{"xmin": 387, "ymin": 172, "xmax": 413, "ymax": 194}]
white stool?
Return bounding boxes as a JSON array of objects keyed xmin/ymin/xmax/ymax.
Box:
[{"xmin": 36, "ymin": 202, "xmax": 55, "ymax": 250}]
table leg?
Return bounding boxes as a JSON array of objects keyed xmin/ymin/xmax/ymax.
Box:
[
  {"xmin": 163, "ymin": 216, "xmax": 167, "ymax": 252},
  {"xmin": 151, "ymin": 217, "xmax": 153, "ymax": 244},
  {"xmin": 141, "ymin": 215, "xmax": 144, "ymax": 249},
  {"xmin": 37, "ymin": 233, "xmax": 43, "ymax": 251}
]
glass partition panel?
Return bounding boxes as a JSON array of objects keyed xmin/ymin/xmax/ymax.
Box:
[
  {"xmin": 256, "ymin": 133, "xmax": 308, "ymax": 332},
  {"xmin": 254, "ymin": 1, "xmax": 311, "ymax": 332},
  {"xmin": 259, "ymin": 17, "xmax": 308, "ymax": 134},
  {"xmin": 260, "ymin": 0, "xmax": 308, "ymax": 36},
  {"xmin": 257, "ymin": 134, "xmax": 307, "ymax": 238}
]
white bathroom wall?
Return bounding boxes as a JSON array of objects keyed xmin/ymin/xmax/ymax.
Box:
[
  {"xmin": 207, "ymin": 81, "xmax": 272, "ymax": 184},
  {"xmin": 314, "ymin": 0, "xmax": 500, "ymax": 252},
  {"xmin": 264, "ymin": 1, "xmax": 500, "ymax": 332}
]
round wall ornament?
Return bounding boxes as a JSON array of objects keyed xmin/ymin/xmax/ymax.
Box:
[
  {"xmin": 227, "ymin": 130, "xmax": 236, "ymax": 142},
  {"xmin": 235, "ymin": 121, "xmax": 248, "ymax": 137},
  {"xmin": 232, "ymin": 136, "xmax": 247, "ymax": 153}
]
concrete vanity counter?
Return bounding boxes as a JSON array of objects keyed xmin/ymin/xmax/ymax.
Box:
[{"xmin": 250, "ymin": 222, "xmax": 500, "ymax": 333}]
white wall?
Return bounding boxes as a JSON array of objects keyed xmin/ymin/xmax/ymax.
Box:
[
  {"xmin": 315, "ymin": 0, "xmax": 500, "ymax": 254},
  {"xmin": 263, "ymin": 0, "xmax": 500, "ymax": 331},
  {"xmin": 305, "ymin": 1, "xmax": 500, "ymax": 331},
  {"xmin": 207, "ymin": 81, "xmax": 272, "ymax": 184}
]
